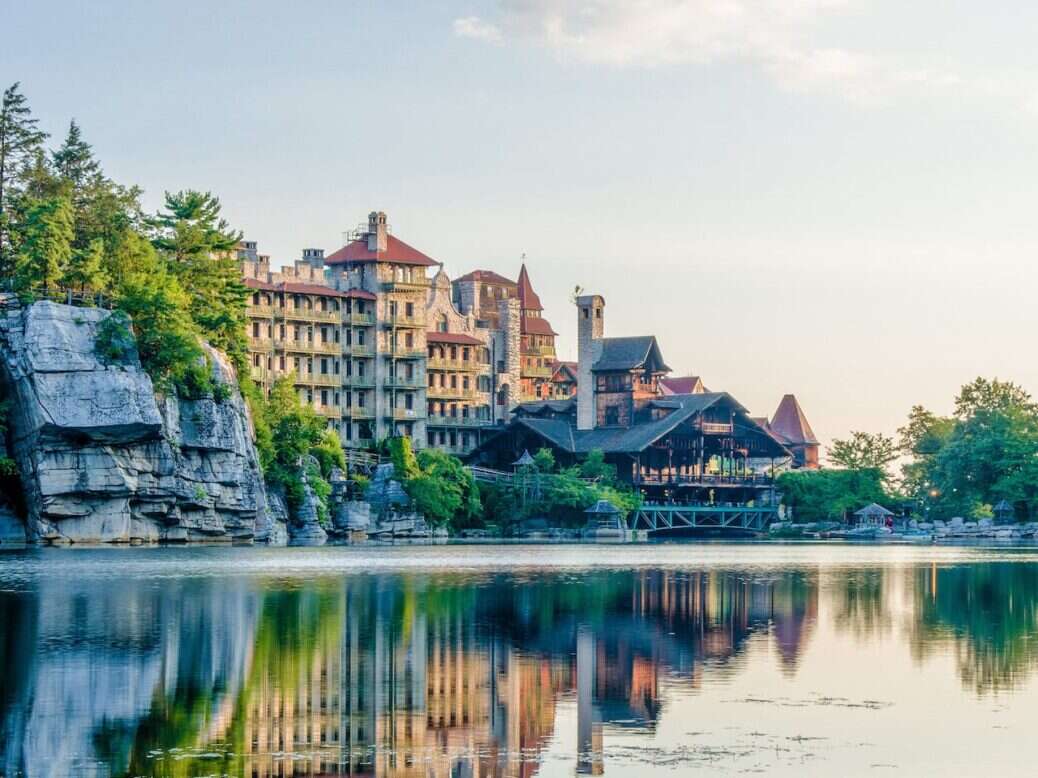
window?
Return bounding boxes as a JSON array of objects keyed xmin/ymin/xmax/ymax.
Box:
[
  {"xmin": 605, "ymin": 406, "xmax": 620, "ymax": 426},
  {"xmin": 279, "ymin": 355, "xmax": 285, "ymax": 370},
  {"xmin": 405, "ymin": 333, "xmax": 413, "ymax": 348},
  {"xmin": 321, "ymin": 389, "xmax": 328, "ymax": 405},
  {"xmin": 253, "ymin": 354, "xmax": 260, "ymax": 367},
  {"xmin": 252, "ymin": 322, "xmax": 260, "ymax": 337},
  {"xmin": 405, "ymin": 393, "xmax": 413, "ymax": 410},
  {"xmin": 462, "ymin": 348, "xmax": 470, "ymax": 362},
  {"xmin": 405, "ymin": 302, "xmax": 414, "ymax": 318},
  {"xmin": 321, "ymin": 358, "xmax": 328, "ymax": 375}
]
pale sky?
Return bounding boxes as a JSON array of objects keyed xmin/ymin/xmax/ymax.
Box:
[{"xmin": 7, "ymin": 1, "xmax": 1038, "ymax": 452}]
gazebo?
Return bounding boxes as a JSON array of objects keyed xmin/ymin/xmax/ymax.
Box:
[
  {"xmin": 582, "ymin": 499, "xmax": 626, "ymax": 538},
  {"xmin": 854, "ymin": 503, "xmax": 895, "ymax": 528},
  {"xmin": 993, "ymin": 500, "xmax": 1014, "ymax": 525}
]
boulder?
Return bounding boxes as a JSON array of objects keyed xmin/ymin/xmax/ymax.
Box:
[{"xmin": 0, "ymin": 299, "xmax": 278, "ymax": 544}]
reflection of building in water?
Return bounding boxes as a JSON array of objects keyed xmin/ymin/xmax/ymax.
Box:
[{"xmin": 0, "ymin": 570, "xmax": 824, "ymax": 777}]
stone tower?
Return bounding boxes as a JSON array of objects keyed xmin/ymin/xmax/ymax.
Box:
[
  {"xmin": 366, "ymin": 211, "xmax": 388, "ymax": 253},
  {"xmin": 576, "ymin": 294, "xmax": 605, "ymax": 431}
]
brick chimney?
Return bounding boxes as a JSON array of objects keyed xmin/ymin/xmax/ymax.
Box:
[
  {"xmin": 366, "ymin": 211, "xmax": 388, "ymax": 253},
  {"xmin": 576, "ymin": 294, "xmax": 604, "ymax": 431}
]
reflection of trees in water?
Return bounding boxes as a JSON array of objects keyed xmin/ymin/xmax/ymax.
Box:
[
  {"xmin": 909, "ymin": 563, "xmax": 1038, "ymax": 695},
  {"xmin": 0, "ymin": 568, "xmax": 821, "ymax": 778},
  {"xmin": 831, "ymin": 569, "xmax": 892, "ymax": 642}
]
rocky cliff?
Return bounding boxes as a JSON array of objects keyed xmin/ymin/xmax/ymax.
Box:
[{"xmin": 0, "ymin": 298, "xmax": 288, "ymax": 544}]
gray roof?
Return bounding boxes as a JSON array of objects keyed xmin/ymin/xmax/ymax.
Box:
[
  {"xmin": 512, "ymin": 392, "xmax": 785, "ymax": 456},
  {"xmin": 854, "ymin": 503, "xmax": 895, "ymax": 517},
  {"xmin": 514, "ymin": 398, "xmax": 576, "ymax": 416},
  {"xmin": 593, "ymin": 336, "xmax": 671, "ymax": 373},
  {"xmin": 585, "ymin": 499, "xmax": 621, "ymax": 514}
]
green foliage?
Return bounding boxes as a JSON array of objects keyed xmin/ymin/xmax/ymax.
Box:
[
  {"xmin": 828, "ymin": 431, "xmax": 898, "ymax": 474},
  {"xmin": 777, "ymin": 468, "xmax": 892, "ymax": 523},
  {"xmin": 0, "ymin": 457, "xmax": 16, "ymax": 477},
  {"xmin": 94, "ymin": 310, "xmax": 136, "ymax": 364},
  {"xmin": 532, "ymin": 447, "xmax": 555, "ymax": 473},
  {"xmin": 388, "ymin": 436, "xmax": 420, "ymax": 481},
  {"xmin": 13, "ymin": 194, "xmax": 73, "ymax": 290},
  {"xmin": 898, "ymin": 378, "xmax": 1038, "ymax": 521},
  {"xmin": 62, "ymin": 237, "xmax": 108, "ymax": 293},
  {"xmin": 579, "ymin": 448, "xmax": 617, "ymax": 482},
  {"xmin": 403, "ymin": 449, "xmax": 482, "ymax": 528},
  {"xmin": 305, "ymin": 459, "xmax": 332, "ymax": 527},
  {"xmin": 149, "ymin": 190, "xmax": 248, "ymax": 373},
  {"xmin": 311, "ymin": 429, "xmax": 346, "ymax": 477},
  {"xmin": 0, "ymin": 82, "xmax": 49, "ymax": 274}
]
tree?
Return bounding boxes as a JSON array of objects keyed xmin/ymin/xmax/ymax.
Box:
[
  {"xmin": 532, "ymin": 447, "xmax": 556, "ymax": 473},
  {"xmin": 150, "ymin": 190, "xmax": 248, "ymax": 371},
  {"xmin": 406, "ymin": 449, "xmax": 482, "ymax": 528},
  {"xmin": 828, "ymin": 431, "xmax": 898, "ymax": 474},
  {"xmin": 14, "ymin": 195, "xmax": 74, "ymax": 291},
  {"xmin": 62, "ymin": 237, "xmax": 109, "ymax": 292},
  {"xmin": 52, "ymin": 120, "xmax": 100, "ymax": 189},
  {"xmin": 777, "ymin": 469, "xmax": 891, "ymax": 523},
  {"xmin": 898, "ymin": 405, "xmax": 954, "ymax": 500},
  {"xmin": 0, "ymin": 83, "xmax": 48, "ymax": 274}
]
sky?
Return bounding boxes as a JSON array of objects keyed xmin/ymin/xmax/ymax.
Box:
[{"xmin": 7, "ymin": 0, "xmax": 1038, "ymax": 453}]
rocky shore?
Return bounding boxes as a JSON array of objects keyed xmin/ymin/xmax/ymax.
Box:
[{"xmin": 0, "ymin": 298, "xmax": 288, "ymax": 545}]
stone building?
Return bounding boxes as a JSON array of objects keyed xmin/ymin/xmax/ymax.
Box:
[
  {"xmin": 424, "ymin": 269, "xmax": 494, "ymax": 455},
  {"xmin": 451, "ymin": 263, "xmax": 558, "ymax": 404}
]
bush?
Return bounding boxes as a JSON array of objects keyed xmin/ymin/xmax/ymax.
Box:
[{"xmin": 94, "ymin": 310, "xmax": 136, "ymax": 364}]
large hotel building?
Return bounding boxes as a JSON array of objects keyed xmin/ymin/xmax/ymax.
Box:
[{"xmin": 240, "ymin": 211, "xmax": 569, "ymax": 455}]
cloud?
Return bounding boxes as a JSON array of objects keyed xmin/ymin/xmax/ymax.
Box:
[
  {"xmin": 452, "ymin": 1, "xmax": 1021, "ymax": 107},
  {"xmin": 453, "ymin": 15, "xmax": 503, "ymax": 44}
]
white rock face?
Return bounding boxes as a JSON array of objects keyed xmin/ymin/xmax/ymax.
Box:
[{"xmin": 0, "ymin": 299, "xmax": 287, "ymax": 544}]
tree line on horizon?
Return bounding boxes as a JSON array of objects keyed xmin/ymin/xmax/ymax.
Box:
[{"xmin": 781, "ymin": 377, "xmax": 1038, "ymax": 523}]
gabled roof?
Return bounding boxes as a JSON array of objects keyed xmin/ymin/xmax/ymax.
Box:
[
  {"xmin": 455, "ymin": 269, "xmax": 516, "ymax": 286},
  {"xmin": 521, "ymin": 315, "xmax": 558, "ymax": 336},
  {"xmin": 324, "ymin": 234, "xmax": 439, "ymax": 267},
  {"xmin": 855, "ymin": 503, "xmax": 894, "ymax": 517},
  {"xmin": 770, "ymin": 394, "xmax": 819, "ymax": 446},
  {"xmin": 593, "ymin": 336, "xmax": 671, "ymax": 373},
  {"xmin": 660, "ymin": 376, "xmax": 706, "ymax": 395},
  {"xmin": 516, "ymin": 264, "xmax": 543, "ymax": 311},
  {"xmin": 514, "ymin": 398, "xmax": 576, "ymax": 416},
  {"xmin": 426, "ymin": 331, "xmax": 483, "ymax": 346},
  {"xmin": 551, "ymin": 361, "xmax": 578, "ymax": 382}
]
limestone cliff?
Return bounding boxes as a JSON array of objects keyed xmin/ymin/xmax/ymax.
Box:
[{"xmin": 0, "ymin": 298, "xmax": 288, "ymax": 544}]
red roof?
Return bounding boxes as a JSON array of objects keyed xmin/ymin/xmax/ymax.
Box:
[
  {"xmin": 770, "ymin": 394, "xmax": 819, "ymax": 445},
  {"xmin": 426, "ymin": 331, "xmax": 484, "ymax": 346},
  {"xmin": 244, "ymin": 278, "xmax": 363, "ymax": 299},
  {"xmin": 516, "ymin": 264, "xmax": 543, "ymax": 310},
  {"xmin": 660, "ymin": 376, "xmax": 706, "ymax": 395},
  {"xmin": 521, "ymin": 315, "xmax": 557, "ymax": 336},
  {"xmin": 324, "ymin": 234, "xmax": 438, "ymax": 267},
  {"xmin": 551, "ymin": 361, "xmax": 578, "ymax": 382},
  {"xmin": 455, "ymin": 269, "xmax": 516, "ymax": 286}
]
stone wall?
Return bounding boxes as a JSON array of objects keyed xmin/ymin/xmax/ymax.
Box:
[{"xmin": 0, "ymin": 298, "xmax": 287, "ymax": 544}]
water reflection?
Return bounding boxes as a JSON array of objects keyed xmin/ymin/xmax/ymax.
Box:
[{"xmin": 2, "ymin": 554, "xmax": 1038, "ymax": 776}]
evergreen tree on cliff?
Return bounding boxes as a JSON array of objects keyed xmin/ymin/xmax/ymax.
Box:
[
  {"xmin": 149, "ymin": 190, "xmax": 248, "ymax": 372},
  {"xmin": 0, "ymin": 83, "xmax": 48, "ymax": 277},
  {"xmin": 14, "ymin": 195, "xmax": 74, "ymax": 290}
]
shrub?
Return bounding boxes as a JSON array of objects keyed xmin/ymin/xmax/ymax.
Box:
[{"xmin": 94, "ymin": 310, "xmax": 136, "ymax": 364}]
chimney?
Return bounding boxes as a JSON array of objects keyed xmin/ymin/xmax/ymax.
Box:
[
  {"xmin": 576, "ymin": 294, "xmax": 605, "ymax": 431},
  {"xmin": 366, "ymin": 210, "xmax": 388, "ymax": 253},
  {"xmin": 301, "ymin": 248, "xmax": 324, "ymax": 267}
]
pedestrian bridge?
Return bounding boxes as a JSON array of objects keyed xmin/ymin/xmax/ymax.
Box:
[{"xmin": 628, "ymin": 504, "xmax": 778, "ymax": 534}]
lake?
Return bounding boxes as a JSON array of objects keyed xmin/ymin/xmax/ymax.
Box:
[{"xmin": 2, "ymin": 543, "xmax": 1038, "ymax": 776}]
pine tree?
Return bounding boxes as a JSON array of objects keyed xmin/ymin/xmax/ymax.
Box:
[
  {"xmin": 0, "ymin": 83, "xmax": 48, "ymax": 275},
  {"xmin": 52, "ymin": 120, "xmax": 100, "ymax": 189},
  {"xmin": 149, "ymin": 190, "xmax": 248, "ymax": 372},
  {"xmin": 63, "ymin": 237, "xmax": 109, "ymax": 293},
  {"xmin": 14, "ymin": 195, "xmax": 74, "ymax": 291}
]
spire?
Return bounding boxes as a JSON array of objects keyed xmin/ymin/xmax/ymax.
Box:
[
  {"xmin": 516, "ymin": 263, "xmax": 543, "ymax": 311},
  {"xmin": 770, "ymin": 394, "xmax": 819, "ymax": 445}
]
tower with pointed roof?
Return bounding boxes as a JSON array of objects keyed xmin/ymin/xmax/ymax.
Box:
[{"xmin": 768, "ymin": 394, "xmax": 820, "ymax": 469}]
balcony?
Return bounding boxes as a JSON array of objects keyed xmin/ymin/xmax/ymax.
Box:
[
  {"xmin": 381, "ymin": 279, "xmax": 429, "ymax": 293},
  {"xmin": 347, "ymin": 312, "xmax": 375, "ymax": 326},
  {"xmin": 633, "ymin": 473, "xmax": 773, "ymax": 488},
  {"xmin": 346, "ymin": 344, "xmax": 374, "ymax": 357},
  {"xmin": 427, "ymin": 385, "xmax": 480, "ymax": 400},
  {"xmin": 522, "ymin": 365, "xmax": 554, "ymax": 379},
  {"xmin": 427, "ymin": 356, "xmax": 481, "ymax": 372},
  {"xmin": 273, "ymin": 338, "xmax": 340, "ymax": 355},
  {"xmin": 345, "ymin": 406, "xmax": 375, "ymax": 420},
  {"xmin": 293, "ymin": 373, "xmax": 341, "ymax": 388},
  {"xmin": 248, "ymin": 304, "xmax": 274, "ymax": 317},
  {"xmin": 281, "ymin": 306, "xmax": 341, "ymax": 324},
  {"xmin": 342, "ymin": 375, "xmax": 376, "ymax": 388},
  {"xmin": 426, "ymin": 415, "xmax": 487, "ymax": 428},
  {"xmin": 694, "ymin": 421, "xmax": 734, "ymax": 435},
  {"xmin": 388, "ymin": 348, "xmax": 425, "ymax": 359},
  {"xmin": 384, "ymin": 315, "xmax": 424, "ymax": 329},
  {"xmin": 523, "ymin": 344, "xmax": 556, "ymax": 357},
  {"xmin": 315, "ymin": 405, "xmax": 342, "ymax": 419},
  {"xmin": 384, "ymin": 376, "xmax": 425, "ymax": 390},
  {"xmin": 385, "ymin": 408, "xmax": 423, "ymax": 421}
]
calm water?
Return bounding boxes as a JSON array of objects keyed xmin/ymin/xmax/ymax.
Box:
[{"xmin": 2, "ymin": 544, "xmax": 1038, "ymax": 777}]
